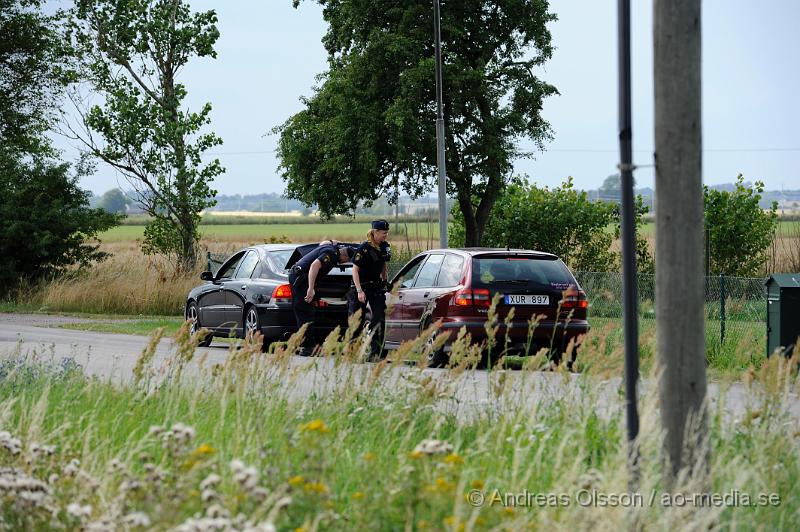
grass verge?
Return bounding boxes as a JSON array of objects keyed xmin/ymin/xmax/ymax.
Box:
[{"xmin": 0, "ymin": 323, "xmax": 798, "ymax": 529}]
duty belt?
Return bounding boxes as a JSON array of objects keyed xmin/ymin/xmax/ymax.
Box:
[{"xmin": 290, "ymin": 265, "xmax": 304, "ymax": 274}]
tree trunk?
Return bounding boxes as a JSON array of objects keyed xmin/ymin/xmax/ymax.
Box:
[
  {"xmin": 457, "ymin": 188, "xmax": 480, "ymax": 247},
  {"xmin": 654, "ymin": 0, "xmax": 708, "ymax": 488}
]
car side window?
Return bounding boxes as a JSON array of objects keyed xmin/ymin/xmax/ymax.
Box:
[
  {"xmin": 217, "ymin": 252, "xmax": 245, "ymax": 279},
  {"xmin": 435, "ymin": 254, "xmax": 465, "ymax": 287},
  {"xmin": 413, "ymin": 254, "xmax": 444, "ymax": 288},
  {"xmin": 395, "ymin": 256, "xmax": 426, "ymax": 289},
  {"xmin": 235, "ymin": 251, "xmax": 260, "ymax": 279}
]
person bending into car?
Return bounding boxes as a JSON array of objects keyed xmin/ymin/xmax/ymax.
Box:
[
  {"xmin": 289, "ymin": 242, "xmax": 353, "ymax": 356},
  {"xmin": 349, "ymin": 219, "xmax": 391, "ymax": 360}
]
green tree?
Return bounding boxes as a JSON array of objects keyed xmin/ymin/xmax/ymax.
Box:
[
  {"xmin": 276, "ymin": 0, "xmax": 557, "ymax": 246},
  {"xmin": 0, "ymin": 156, "xmax": 121, "ymax": 294},
  {"xmin": 452, "ymin": 177, "xmax": 653, "ymax": 272},
  {"xmin": 97, "ymin": 188, "xmax": 129, "ymax": 214},
  {"xmin": 1, "ymin": 0, "xmax": 69, "ymax": 157},
  {"xmin": 66, "ymin": 0, "xmax": 224, "ymax": 270},
  {"xmin": 704, "ymin": 175, "xmax": 778, "ymax": 276}
]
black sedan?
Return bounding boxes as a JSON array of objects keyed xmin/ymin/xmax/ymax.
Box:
[{"xmin": 185, "ymin": 244, "xmax": 353, "ymax": 348}]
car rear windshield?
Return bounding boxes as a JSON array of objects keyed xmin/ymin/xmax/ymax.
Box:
[
  {"xmin": 269, "ymin": 249, "xmax": 296, "ymax": 271},
  {"xmin": 471, "ymin": 255, "xmax": 576, "ymax": 288}
]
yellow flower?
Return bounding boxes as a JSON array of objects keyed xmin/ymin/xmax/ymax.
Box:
[
  {"xmin": 408, "ymin": 450, "xmax": 424, "ymax": 459},
  {"xmin": 324, "ymin": 500, "xmax": 335, "ymax": 509},
  {"xmin": 303, "ymin": 481, "xmax": 329, "ymax": 494},
  {"xmin": 470, "ymin": 479, "xmax": 484, "ymax": 490},
  {"xmin": 288, "ymin": 475, "xmax": 305, "ymax": 486},
  {"xmin": 443, "ymin": 516, "xmax": 465, "ymax": 530},
  {"xmin": 294, "ymin": 528, "xmax": 307, "ymax": 532},
  {"xmin": 443, "ymin": 453, "xmax": 464, "ymax": 465},
  {"xmin": 503, "ymin": 507, "xmax": 515, "ymax": 516},
  {"xmin": 435, "ymin": 477, "xmax": 455, "ymax": 492},
  {"xmin": 353, "ymin": 491, "xmax": 365, "ymax": 500},
  {"xmin": 193, "ymin": 443, "xmax": 216, "ymax": 456},
  {"xmin": 299, "ymin": 419, "xmax": 330, "ymax": 433},
  {"xmin": 361, "ymin": 452, "xmax": 376, "ymax": 462},
  {"xmin": 418, "ymin": 520, "xmax": 428, "ymax": 530}
]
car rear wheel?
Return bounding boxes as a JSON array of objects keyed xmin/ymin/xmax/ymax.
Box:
[
  {"xmin": 187, "ymin": 302, "xmax": 212, "ymax": 347},
  {"xmin": 422, "ymin": 321, "xmax": 448, "ymax": 368},
  {"xmin": 244, "ymin": 305, "xmax": 270, "ymax": 352}
]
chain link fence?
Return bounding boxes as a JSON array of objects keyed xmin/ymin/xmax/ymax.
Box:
[
  {"xmin": 208, "ymin": 251, "xmax": 767, "ymax": 350},
  {"xmin": 575, "ymin": 272, "xmax": 767, "ymax": 351}
]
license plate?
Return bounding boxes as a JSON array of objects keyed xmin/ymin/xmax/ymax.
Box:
[{"xmin": 504, "ymin": 294, "xmax": 549, "ymax": 305}]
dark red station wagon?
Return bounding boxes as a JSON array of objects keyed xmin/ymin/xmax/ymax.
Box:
[{"xmin": 383, "ymin": 248, "xmax": 589, "ymax": 367}]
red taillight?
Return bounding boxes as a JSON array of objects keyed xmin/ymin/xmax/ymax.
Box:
[
  {"xmin": 272, "ymin": 284, "xmax": 292, "ymax": 300},
  {"xmin": 561, "ymin": 290, "xmax": 588, "ymax": 309},
  {"xmin": 453, "ymin": 288, "xmax": 491, "ymax": 307}
]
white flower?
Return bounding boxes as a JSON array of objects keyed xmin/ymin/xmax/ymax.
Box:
[
  {"xmin": 122, "ymin": 511, "xmax": 151, "ymax": 527},
  {"xmin": 66, "ymin": 502, "xmax": 92, "ymax": 519},
  {"xmin": 64, "ymin": 459, "xmax": 80, "ymax": 477},
  {"xmin": 200, "ymin": 473, "xmax": 222, "ymax": 490},
  {"xmin": 412, "ymin": 439, "xmax": 454, "ymax": 456},
  {"xmin": 201, "ymin": 489, "xmax": 217, "ymax": 502},
  {"xmin": 147, "ymin": 425, "xmax": 164, "ymax": 437},
  {"xmin": 205, "ymin": 503, "xmax": 229, "ymax": 518},
  {"xmin": 230, "ymin": 459, "xmax": 245, "ymax": 474}
]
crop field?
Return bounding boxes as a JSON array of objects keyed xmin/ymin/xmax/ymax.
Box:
[{"xmin": 99, "ymin": 222, "xmax": 444, "ymax": 247}]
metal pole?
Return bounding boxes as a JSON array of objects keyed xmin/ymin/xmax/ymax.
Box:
[
  {"xmin": 434, "ymin": 0, "xmax": 448, "ymax": 248},
  {"xmin": 617, "ymin": 0, "xmax": 640, "ymax": 456}
]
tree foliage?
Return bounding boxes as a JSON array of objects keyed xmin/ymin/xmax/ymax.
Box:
[
  {"xmin": 451, "ymin": 177, "xmax": 653, "ymax": 272},
  {"xmin": 0, "ymin": 155, "xmax": 121, "ymax": 294},
  {"xmin": 704, "ymin": 175, "xmax": 778, "ymax": 276},
  {"xmin": 66, "ymin": 0, "xmax": 224, "ymax": 270},
  {"xmin": 97, "ymin": 188, "xmax": 129, "ymax": 214},
  {"xmin": 276, "ymin": 0, "xmax": 557, "ymax": 246},
  {"xmin": 0, "ymin": 0, "xmax": 70, "ymax": 156},
  {"xmin": 0, "ymin": 0, "xmax": 120, "ymax": 294}
]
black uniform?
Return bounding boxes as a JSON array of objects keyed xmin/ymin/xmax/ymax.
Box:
[
  {"xmin": 288, "ymin": 244, "xmax": 339, "ymax": 352},
  {"xmin": 348, "ymin": 240, "xmax": 391, "ymax": 357}
]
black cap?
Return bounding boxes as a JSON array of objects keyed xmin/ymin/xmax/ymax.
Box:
[{"xmin": 371, "ymin": 219, "xmax": 390, "ymax": 230}]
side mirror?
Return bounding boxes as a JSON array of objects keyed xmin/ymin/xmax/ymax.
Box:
[{"xmin": 200, "ymin": 271, "xmax": 214, "ymax": 281}]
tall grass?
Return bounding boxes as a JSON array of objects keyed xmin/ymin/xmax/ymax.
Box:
[{"xmin": 0, "ymin": 323, "xmax": 798, "ymax": 529}]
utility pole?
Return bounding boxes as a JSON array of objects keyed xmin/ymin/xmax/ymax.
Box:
[
  {"xmin": 433, "ymin": 0, "xmax": 448, "ymax": 248},
  {"xmin": 654, "ymin": 0, "xmax": 708, "ymax": 487},
  {"xmin": 617, "ymin": 0, "xmax": 640, "ymax": 481}
]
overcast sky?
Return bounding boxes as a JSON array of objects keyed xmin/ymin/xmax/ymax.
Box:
[{"xmin": 52, "ymin": 1, "xmax": 800, "ymax": 196}]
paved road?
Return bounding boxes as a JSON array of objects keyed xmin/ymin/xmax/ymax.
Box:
[{"xmin": 1, "ymin": 313, "xmax": 798, "ymax": 423}]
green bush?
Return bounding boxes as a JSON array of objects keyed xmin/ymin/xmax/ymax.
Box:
[
  {"xmin": 0, "ymin": 155, "xmax": 121, "ymax": 294},
  {"xmin": 451, "ymin": 177, "xmax": 652, "ymax": 272},
  {"xmin": 704, "ymin": 175, "xmax": 778, "ymax": 276}
]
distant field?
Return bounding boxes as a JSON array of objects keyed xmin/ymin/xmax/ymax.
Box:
[{"xmin": 99, "ymin": 222, "xmax": 444, "ymax": 245}]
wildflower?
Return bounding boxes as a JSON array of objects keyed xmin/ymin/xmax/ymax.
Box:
[
  {"xmin": 352, "ymin": 491, "xmax": 365, "ymax": 500},
  {"xmin": 63, "ymin": 459, "xmax": 80, "ymax": 477},
  {"xmin": 408, "ymin": 450, "xmax": 425, "ymax": 459},
  {"xmin": 443, "ymin": 453, "xmax": 464, "ymax": 465},
  {"xmin": 206, "ymin": 503, "xmax": 229, "ymax": 518},
  {"xmin": 202, "ymin": 489, "xmax": 217, "ymax": 503},
  {"xmin": 361, "ymin": 452, "xmax": 376, "ymax": 462},
  {"xmin": 234, "ymin": 465, "xmax": 259, "ymax": 490},
  {"xmin": 288, "ymin": 475, "xmax": 305, "ymax": 486},
  {"xmin": 413, "ymin": 439, "xmax": 454, "ymax": 456},
  {"xmin": 193, "ymin": 443, "xmax": 216, "ymax": 456},
  {"xmin": 0, "ymin": 431, "xmax": 22, "ymax": 455},
  {"xmin": 122, "ymin": 512, "xmax": 151, "ymax": 528},
  {"xmin": 435, "ymin": 477, "xmax": 455, "ymax": 492},
  {"xmin": 108, "ymin": 458, "xmax": 123, "ymax": 472},
  {"xmin": 147, "ymin": 425, "xmax": 165, "ymax": 437},
  {"xmin": 470, "ymin": 479, "xmax": 484, "ymax": 490},
  {"xmin": 303, "ymin": 481, "xmax": 328, "ymax": 494},
  {"xmin": 230, "ymin": 459, "xmax": 246, "ymax": 474},
  {"xmin": 299, "ymin": 419, "xmax": 330, "ymax": 434},
  {"xmin": 66, "ymin": 502, "xmax": 92, "ymax": 519},
  {"xmin": 200, "ymin": 473, "xmax": 222, "ymax": 491},
  {"xmin": 48, "ymin": 474, "xmax": 60, "ymax": 485},
  {"xmin": 252, "ymin": 486, "xmax": 269, "ymax": 501}
]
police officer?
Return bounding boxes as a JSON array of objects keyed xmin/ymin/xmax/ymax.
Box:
[
  {"xmin": 289, "ymin": 242, "xmax": 353, "ymax": 356},
  {"xmin": 349, "ymin": 219, "xmax": 391, "ymax": 359}
]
